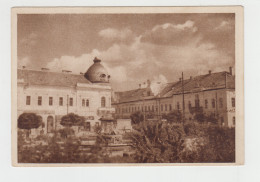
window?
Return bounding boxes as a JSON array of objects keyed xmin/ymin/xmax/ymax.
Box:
[
  {"xmin": 69, "ymin": 98, "xmax": 73, "ymax": 106},
  {"xmin": 49, "ymin": 97, "xmax": 53, "ymax": 106},
  {"xmin": 148, "ymin": 106, "xmax": 150, "ymax": 111},
  {"xmin": 152, "ymin": 105, "xmax": 154, "ymax": 111},
  {"xmin": 188, "ymin": 101, "xmax": 192, "ymax": 109},
  {"xmin": 38, "ymin": 96, "xmax": 42, "ymax": 106},
  {"xmin": 177, "ymin": 102, "xmax": 180, "ymax": 110},
  {"xmin": 232, "ymin": 98, "xmax": 235, "ymax": 107},
  {"xmin": 195, "ymin": 94, "xmax": 200, "ymax": 108},
  {"xmin": 219, "ymin": 98, "xmax": 223, "ymax": 108},
  {"xmin": 169, "ymin": 104, "xmax": 172, "ymax": 111},
  {"xmin": 145, "ymin": 106, "xmax": 147, "ymax": 112},
  {"xmin": 82, "ymin": 99, "xmax": 85, "ymax": 107},
  {"xmin": 161, "ymin": 104, "xmax": 163, "ymax": 112},
  {"xmin": 205, "ymin": 99, "xmax": 208, "ymax": 109},
  {"xmin": 165, "ymin": 104, "xmax": 167, "ymax": 111},
  {"xmin": 212, "ymin": 99, "xmax": 215, "ymax": 108},
  {"xmin": 101, "ymin": 97, "xmax": 106, "ymax": 107},
  {"xmin": 26, "ymin": 96, "xmax": 30, "ymax": 105},
  {"xmin": 59, "ymin": 97, "xmax": 63, "ymax": 106},
  {"xmin": 86, "ymin": 99, "xmax": 89, "ymax": 107},
  {"xmin": 233, "ymin": 116, "xmax": 235, "ymax": 125}
]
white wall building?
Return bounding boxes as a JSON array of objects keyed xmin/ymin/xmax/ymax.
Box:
[
  {"xmin": 113, "ymin": 68, "xmax": 235, "ymax": 127},
  {"xmin": 17, "ymin": 57, "xmax": 115, "ymax": 136}
]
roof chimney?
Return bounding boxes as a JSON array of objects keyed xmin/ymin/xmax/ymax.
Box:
[
  {"xmin": 179, "ymin": 78, "xmax": 182, "ymax": 82},
  {"xmin": 229, "ymin": 67, "xmax": 232, "ymax": 75},
  {"xmin": 93, "ymin": 57, "xmax": 101, "ymax": 63},
  {"xmin": 22, "ymin": 66, "xmax": 26, "ymax": 69},
  {"xmin": 139, "ymin": 84, "xmax": 141, "ymax": 89},
  {"xmin": 190, "ymin": 76, "xmax": 193, "ymax": 80},
  {"xmin": 208, "ymin": 70, "xmax": 212, "ymax": 75},
  {"xmin": 147, "ymin": 79, "xmax": 151, "ymax": 87},
  {"xmin": 80, "ymin": 72, "xmax": 84, "ymax": 75}
]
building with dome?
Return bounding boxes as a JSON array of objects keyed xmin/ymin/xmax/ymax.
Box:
[{"xmin": 17, "ymin": 57, "xmax": 115, "ymax": 136}]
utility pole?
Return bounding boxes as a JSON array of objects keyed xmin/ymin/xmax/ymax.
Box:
[{"xmin": 182, "ymin": 72, "xmax": 185, "ymax": 125}]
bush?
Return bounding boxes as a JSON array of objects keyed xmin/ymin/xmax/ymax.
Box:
[
  {"xmin": 130, "ymin": 111, "xmax": 144, "ymax": 124},
  {"xmin": 130, "ymin": 121, "xmax": 185, "ymax": 163},
  {"xmin": 60, "ymin": 113, "xmax": 85, "ymax": 127},
  {"xmin": 164, "ymin": 110, "xmax": 182, "ymax": 123}
]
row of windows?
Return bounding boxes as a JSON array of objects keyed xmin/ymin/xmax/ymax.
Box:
[
  {"xmin": 26, "ymin": 96, "xmax": 108, "ymax": 107},
  {"xmin": 26, "ymin": 96, "xmax": 75, "ymax": 106},
  {"xmin": 116, "ymin": 97, "xmax": 235, "ymax": 114}
]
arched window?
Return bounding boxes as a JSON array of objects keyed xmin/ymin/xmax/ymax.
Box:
[
  {"xmin": 47, "ymin": 116, "xmax": 54, "ymax": 133},
  {"xmin": 86, "ymin": 99, "xmax": 89, "ymax": 107},
  {"xmin": 101, "ymin": 97, "xmax": 106, "ymax": 107},
  {"xmin": 82, "ymin": 99, "xmax": 85, "ymax": 107}
]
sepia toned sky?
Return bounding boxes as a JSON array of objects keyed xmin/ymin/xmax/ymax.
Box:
[{"xmin": 18, "ymin": 13, "xmax": 235, "ymax": 91}]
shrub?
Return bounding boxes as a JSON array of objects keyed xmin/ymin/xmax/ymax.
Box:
[
  {"xmin": 60, "ymin": 113, "xmax": 85, "ymax": 127},
  {"xmin": 130, "ymin": 111, "xmax": 144, "ymax": 124}
]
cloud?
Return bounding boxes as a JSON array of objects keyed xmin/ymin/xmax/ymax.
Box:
[
  {"xmin": 150, "ymin": 74, "xmax": 168, "ymax": 95},
  {"xmin": 46, "ymin": 50, "xmax": 100, "ymax": 74},
  {"xmin": 141, "ymin": 20, "xmax": 199, "ymax": 46},
  {"xmin": 44, "ymin": 18, "xmax": 234, "ymax": 91},
  {"xmin": 98, "ymin": 28, "xmax": 134, "ymax": 43}
]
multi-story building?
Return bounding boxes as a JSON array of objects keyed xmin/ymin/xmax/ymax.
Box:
[
  {"xmin": 112, "ymin": 68, "xmax": 235, "ymax": 127},
  {"xmin": 17, "ymin": 57, "xmax": 115, "ymax": 135}
]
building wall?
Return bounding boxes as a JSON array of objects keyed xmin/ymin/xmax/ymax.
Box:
[
  {"xmin": 113, "ymin": 88, "xmax": 235, "ymax": 127},
  {"xmin": 17, "ymin": 82, "xmax": 114, "ymax": 135}
]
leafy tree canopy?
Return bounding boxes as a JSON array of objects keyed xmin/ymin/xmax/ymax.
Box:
[
  {"xmin": 18, "ymin": 113, "xmax": 42, "ymax": 130},
  {"xmin": 130, "ymin": 111, "xmax": 144, "ymax": 124},
  {"xmin": 60, "ymin": 113, "xmax": 85, "ymax": 127}
]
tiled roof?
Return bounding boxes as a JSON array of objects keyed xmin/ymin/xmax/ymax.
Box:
[
  {"xmin": 113, "ymin": 87, "xmax": 154, "ymax": 103},
  {"xmin": 113, "ymin": 71, "xmax": 235, "ymax": 104},
  {"xmin": 18, "ymin": 69, "xmax": 91, "ymax": 87}
]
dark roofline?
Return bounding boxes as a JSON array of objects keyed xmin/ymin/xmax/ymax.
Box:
[
  {"xmin": 17, "ymin": 68, "xmax": 84, "ymax": 76},
  {"xmin": 112, "ymin": 87, "xmax": 235, "ymax": 105}
]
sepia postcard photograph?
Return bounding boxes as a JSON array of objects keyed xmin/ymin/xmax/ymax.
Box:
[{"xmin": 11, "ymin": 7, "xmax": 244, "ymax": 166}]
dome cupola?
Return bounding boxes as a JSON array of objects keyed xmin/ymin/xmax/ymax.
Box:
[{"xmin": 84, "ymin": 57, "xmax": 110, "ymax": 83}]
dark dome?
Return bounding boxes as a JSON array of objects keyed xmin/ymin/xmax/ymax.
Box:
[{"xmin": 84, "ymin": 57, "xmax": 110, "ymax": 83}]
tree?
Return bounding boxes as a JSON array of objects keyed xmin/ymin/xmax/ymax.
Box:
[
  {"xmin": 164, "ymin": 110, "xmax": 182, "ymax": 123},
  {"xmin": 60, "ymin": 113, "xmax": 85, "ymax": 127},
  {"xmin": 130, "ymin": 121, "xmax": 185, "ymax": 163},
  {"xmin": 130, "ymin": 111, "xmax": 144, "ymax": 124},
  {"xmin": 18, "ymin": 113, "xmax": 42, "ymax": 137}
]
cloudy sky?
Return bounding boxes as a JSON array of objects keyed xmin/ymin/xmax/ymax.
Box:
[{"xmin": 18, "ymin": 13, "xmax": 235, "ymax": 91}]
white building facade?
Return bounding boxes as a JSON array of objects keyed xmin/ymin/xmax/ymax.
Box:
[
  {"xmin": 113, "ymin": 69, "xmax": 235, "ymax": 127},
  {"xmin": 17, "ymin": 58, "xmax": 115, "ymax": 136}
]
